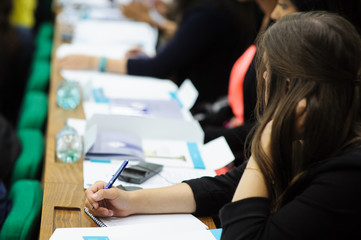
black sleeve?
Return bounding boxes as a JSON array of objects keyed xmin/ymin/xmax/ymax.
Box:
[
  {"xmin": 219, "ymin": 160, "xmax": 361, "ymax": 239},
  {"xmin": 184, "ymin": 161, "xmax": 247, "ymax": 216},
  {"xmin": 0, "ymin": 115, "xmax": 21, "ymax": 186},
  {"xmin": 127, "ymin": 7, "xmax": 229, "ymax": 79}
]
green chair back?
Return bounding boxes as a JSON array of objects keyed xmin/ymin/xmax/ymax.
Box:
[
  {"xmin": 0, "ymin": 180, "xmax": 42, "ymax": 240},
  {"xmin": 17, "ymin": 91, "xmax": 48, "ymax": 130},
  {"xmin": 10, "ymin": 129, "xmax": 44, "ymax": 186},
  {"xmin": 26, "ymin": 59, "xmax": 51, "ymax": 92}
]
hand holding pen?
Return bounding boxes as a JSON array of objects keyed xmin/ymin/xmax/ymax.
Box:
[{"xmin": 84, "ymin": 160, "xmax": 133, "ymax": 217}]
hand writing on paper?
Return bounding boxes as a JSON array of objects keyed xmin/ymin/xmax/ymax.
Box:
[{"xmin": 85, "ymin": 181, "xmax": 133, "ymax": 217}]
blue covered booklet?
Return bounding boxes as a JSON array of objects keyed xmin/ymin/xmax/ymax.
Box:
[{"xmin": 85, "ymin": 131, "xmax": 144, "ymax": 161}]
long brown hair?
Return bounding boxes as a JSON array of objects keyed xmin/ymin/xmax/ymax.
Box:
[{"xmin": 252, "ymin": 11, "xmax": 361, "ymax": 211}]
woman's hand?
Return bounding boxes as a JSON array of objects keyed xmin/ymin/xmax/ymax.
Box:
[
  {"xmin": 260, "ymin": 98, "xmax": 307, "ymax": 156},
  {"xmin": 125, "ymin": 47, "xmax": 148, "ymax": 59},
  {"xmin": 58, "ymin": 54, "xmax": 99, "ymax": 70},
  {"xmin": 294, "ymin": 98, "xmax": 307, "ymax": 139},
  {"xmin": 85, "ymin": 181, "xmax": 133, "ymax": 217},
  {"xmin": 121, "ymin": 1, "xmax": 153, "ymax": 25},
  {"xmin": 260, "ymin": 120, "xmax": 273, "ymax": 158}
]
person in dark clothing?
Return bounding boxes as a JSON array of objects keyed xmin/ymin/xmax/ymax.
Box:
[
  {"xmin": 84, "ymin": 11, "xmax": 361, "ymax": 239},
  {"xmin": 201, "ymin": 0, "xmax": 361, "ymax": 166},
  {"xmin": 0, "ymin": 114, "xmax": 21, "ymax": 188},
  {"xmin": 58, "ymin": 0, "xmax": 263, "ymax": 107},
  {"xmin": 0, "ymin": 113, "xmax": 20, "ymax": 229},
  {"xmin": 0, "ymin": 0, "xmax": 34, "ymax": 127}
]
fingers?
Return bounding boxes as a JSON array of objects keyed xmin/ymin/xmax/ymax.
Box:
[
  {"xmin": 85, "ymin": 182, "xmax": 123, "ymax": 215},
  {"xmin": 295, "ymin": 98, "xmax": 307, "ymax": 130},
  {"xmin": 294, "ymin": 98, "xmax": 307, "ymax": 138},
  {"xmin": 93, "ymin": 187, "xmax": 121, "ymax": 202},
  {"xmin": 125, "ymin": 47, "xmax": 146, "ymax": 59},
  {"xmin": 85, "ymin": 197, "xmax": 114, "ymax": 217},
  {"xmin": 85, "ymin": 181, "xmax": 107, "ymax": 209},
  {"xmin": 260, "ymin": 120, "xmax": 273, "ymax": 157},
  {"xmin": 295, "ymin": 98, "xmax": 307, "ymax": 118}
]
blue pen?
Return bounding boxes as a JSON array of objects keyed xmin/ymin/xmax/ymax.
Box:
[
  {"xmin": 105, "ymin": 160, "xmax": 129, "ymax": 189},
  {"xmin": 92, "ymin": 160, "xmax": 129, "ymax": 209}
]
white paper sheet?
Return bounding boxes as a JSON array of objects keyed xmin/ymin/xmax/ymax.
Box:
[
  {"xmin": 57, "ymin": 43, "xmax": 135, "ymax": 59},
  {"xmin": 201, "ymin": 136, "xmax": 235, "ymax": 170},
  {"xmin": 50, "ymin": 222, "xmax": 216, "ymax": 240},
  {"xmin": 66, "ymin": 118, "xmax": 87, "ymax": 136},
  {"xmin": 60, "ymin": 72, "xmax": 178, "ymax": 100},
  {"xmin": 83, "ymin": 159, "xmax": 216, "ymax": 189},
  {"xmin": 99, "ymin": 213, "xmax": 208, "ymax": 229},
  {"xmin": 72, "ymin": 20, "xmax": 158, "ymax": 56}
]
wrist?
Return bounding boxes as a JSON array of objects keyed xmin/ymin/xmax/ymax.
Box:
[
  {"xmin": 127, "ymin": 190, "xmax": 147, "ymax": 215},
  {"xmin": 89, "ymin": 56, "xmax": 100, "ymax": 70},
  {"xmin": 98, "ymin": 57, "xmax": 107, "ymax": 72},
  {"xmin": 119, "ymin": 58, "xmax": 128, "ymax": 74}
]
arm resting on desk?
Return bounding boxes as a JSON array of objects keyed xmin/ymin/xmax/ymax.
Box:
[
  {"xmin": 85, "ymin": 182, "xmax": 196, "ymax": 217},
  {"xmin": 58, "ymin": 55, "xmax": 128, "ymax": 74}
]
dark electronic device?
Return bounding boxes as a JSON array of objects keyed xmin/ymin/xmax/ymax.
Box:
[
  {"xmin": 118, "ymin": 162, "xmax": 163, "ymax": 184},
  {"xmin": 116, "ymin": 185, "xmax": 143, "ymax": 191}
]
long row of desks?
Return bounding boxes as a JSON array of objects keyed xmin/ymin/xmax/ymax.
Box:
[{"xmin": 39, "ymin": 18, "xmax": 215, "ymax": 240}]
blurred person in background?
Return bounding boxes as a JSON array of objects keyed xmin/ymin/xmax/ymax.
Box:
[
  {"xmin": 59, "ymin": 0, "xmax": 264, "ymax": 112},
  {"xmin": 0, "ymin": 0, "xmax": 34, "ymax": 127}
]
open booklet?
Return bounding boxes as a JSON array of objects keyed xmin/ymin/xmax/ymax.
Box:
[
  {"xmin": 49, "ymin": 208, "xmax": 217, "ymax": 240},
  {"xmin": 91, "ymin": 88, "xmax": 185, "ymax": 120},
  {"xmin": 84, "ymin": 207, "xmax": 208, "ymax": 229},
  {"xmin": 85, "ymin": 131, "xmax": 144, "ymax": 161}
]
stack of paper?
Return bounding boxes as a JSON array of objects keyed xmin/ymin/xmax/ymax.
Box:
[{"xmin": 72, "ymin": 20, "xmax": 158, "ymax": 56}]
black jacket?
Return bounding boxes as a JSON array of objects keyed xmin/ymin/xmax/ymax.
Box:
[{"xmin": 185, "ymin": 147, "xmax": 361, "ymax": 239}]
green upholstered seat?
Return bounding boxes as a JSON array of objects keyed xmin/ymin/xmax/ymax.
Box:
[
  {"xmin": 34, "ymin": 22, "xmax": 54, "ymax": 60},
  {"xmin": 10, "ymin": 129, "xmax": 44, "ymax": 186},
  {"xmin": 17, "ymin": 91, "xmax": 48, "ymax": 130},
  {"xmin": 36, "ymin": 22, "xmax": 54, "ymax": 43},
  {"xmin": 26, "ymin": 59, "xmax": 51, "ymax": 92},
  {"xmin": 0, "ymin": 180, "xmax": 42, "ymax": 240},
  {"xmin": 34, "ymin": 38, "xmax": 53, "ymax": 60}
]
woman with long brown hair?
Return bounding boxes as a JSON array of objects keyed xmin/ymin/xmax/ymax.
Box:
[
  {"xmin": 85, "ymin": 12, "xmax": 361, "ymax": 239},
  {"xmin": 201, "ymin": 0, "xmax": 361, "ymax": 167}
]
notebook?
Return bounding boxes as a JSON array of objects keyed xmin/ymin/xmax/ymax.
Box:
[
  {"xmin": 85, "ymin": 131, "xmax": 144, "ymax": 161},
  {"xmin": 85, "ymin": 207, "xmax": 106, "ymax": 227},
  {"xmin": 84, "ymin": 207, "xmax": 208, "ymax": 229}
]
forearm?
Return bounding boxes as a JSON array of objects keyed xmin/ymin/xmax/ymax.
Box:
[
  {"xmin": 232, "ymin": 156, "xmax": 268, "ymax": 202},
  {"xmin": 128, "ymin": 183, "xmax": 196, "ymax": 214},
  {"xmin": 87, "ymin": 56, "xmax": 128, "ymax": 74},
  {"xmin": 105, "ymin": 58, "xmax": 128, "ymax": 74}
]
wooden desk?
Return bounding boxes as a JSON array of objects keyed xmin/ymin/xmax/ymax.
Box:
[{"xmin": 38, "ymin": 22, "xmax": 215, "ymax": 240}]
